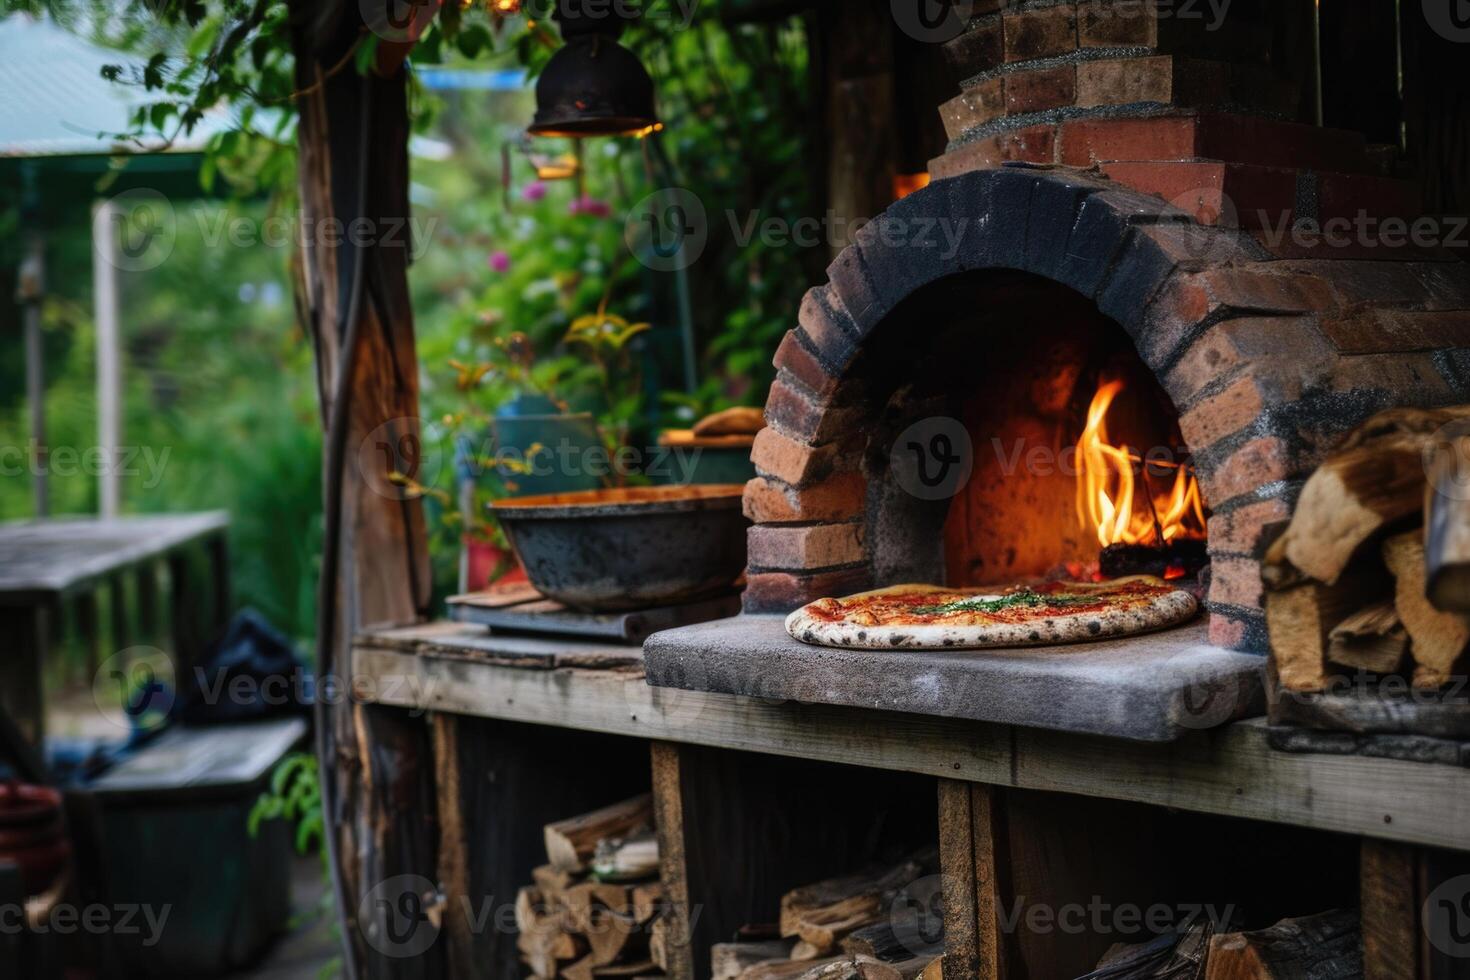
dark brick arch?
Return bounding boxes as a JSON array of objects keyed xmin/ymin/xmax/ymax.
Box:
[{"xmin": 744, "ymin": 164, "xmax": 1470, "ymax": 651}]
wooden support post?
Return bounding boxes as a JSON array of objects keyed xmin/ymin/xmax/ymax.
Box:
[
  {"xmin": 937, "ymin": 780, "xmax": 1005, "ymax": 980},
  {"xmin": 206, "ymin": 531, "xmax": 231, "ymax": 631},
  {"xmin": 1362, "ymin": 837, "xmax": 1470, "ymax": 980},
  {"xmin": 651, "ymin": 741, "xmax": 696, "ymax": 980},
  {"xmin": 289, "ymin": 2, "xmax": 434, "ymax": 970},
  {"xmin": 0, "ymin": 604, "xmax": 48, "ymax": 748},
  {"xmin": 108, "ymin": 573, "xmax": 130, "ymax": 658},
  {"xmin": 135, "ymin": 560, "xmax": 158, "ymax": 645},
  {"xmin": 167, "ymin": 550, "xmax": 202, "ymax": 683},
  {"xmin": 75, "ymin": 590, "xmax": 100, "ymax": 682}
]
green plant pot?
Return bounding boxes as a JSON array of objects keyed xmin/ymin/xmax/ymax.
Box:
[{"xmin": 492, "ymin": 411, "xmax": 604, "ymax": 498}]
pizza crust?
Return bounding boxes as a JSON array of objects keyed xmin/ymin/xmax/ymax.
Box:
[{"xmin": 785, "ymin": 580, "xmax": 1199, "ymax": 650}]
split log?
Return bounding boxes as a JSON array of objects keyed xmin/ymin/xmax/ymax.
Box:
[
  {"xmin": 516, "ymin": 888, "xmax": 585, "ymax": 978},
  {"xmin": 1266, "ymin": 564, "xmax": 1391, "ymax": 692},
  {"xmin": 593, "ymin": 832, "xmax": 660, "ymax": 882},
  {"xmin": 740, "ymin": 956, "xmax": 848, "ymax": 980},
  {"xmin": 918, "ymin": 959, "xmax": 942, "ymax": 980},
  {"xmin": 586, "ymin": 908, "xmax": 647, "ymax": 967},
  {"xmin": 631, "ymin": 881, "xmax": 666, "ymax": 924},
  {"xmin": 1280, "ymin": 441, "xmax": 1428, "ymax": 585},
  {"xmin": 1271, "ymin": 406, "xmax": 1470, "ymax": 585},
  {"xmin": 592, "ymin": 960, "xmax": 659, "ymax": 977},
  {"xmin": 1425, "ymin": 433, "xmax": 1470, "ymax": 612},
  {"xmin": 1086, "ymin": 923, "xmax": 1213, "ymax": 978},
  {"xmin": 563, "ymin": 881, "xmax": 634, "ymax": 934},
  {"xmin": 780, "ymin": 860, "xmax": 924, "ymax": 955},
  {"xmin": 713, "ymin": 939, "xmax": 799, "ymax": 980},
  {"xmin": 534, "ymin": 863, "xmax": 577, "ymax": 899},
  {"xmin": 1327, "ymin": 601, "xmax": 1408, "ymax": 675},
  {"xmin": 693, "ymin": 406, "xmax": 766, "ymax": 437},
  {"xmin": 1383, "ymin": 531, "xmax": 1470, "ymax": 688},
  {"xmin": 1203, "ymin": 909, "xmax": 1361, "ymax": 979},
  {"xmin": 650, "ymin": 915, "xmax": 669, "ymax": 972},
  {"xmin": 842, "ymin": 921, "xmax": 938, "ymax": 963},
  {"xmin": 856, "ymin": 956, "xmax": 939, "ymax": 980},
  {"xmin": 564, "ymin": 954, "xmax": 597, "ymax": 980},
  {"xmin": 545, "ymin": 794, "xmax": 654, "ymax": 873}
]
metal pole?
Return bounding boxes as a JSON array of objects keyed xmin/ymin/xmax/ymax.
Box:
[
  {"xmin": 93, "ymin": 200, "xmax": 122, "ymax": 518},
  {"xmin": 18, "ymin": 232, "xmax": 47, "ymax": 519}
]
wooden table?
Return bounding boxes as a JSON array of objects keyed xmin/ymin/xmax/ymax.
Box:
[{"xmin": 0, "ymin": 512, "xmax": 230, "ymax": 747}]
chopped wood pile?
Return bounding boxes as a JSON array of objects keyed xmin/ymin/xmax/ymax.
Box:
[
  {"xmin": 711, "ymin": 854, "xmax": 943, "ymax": 980},
  {"xmin": 517, "ymin": 794, "xmax": 666, "ymax": 979},
  {"xmin": 1081, "ymin": 909, "xmax": 1360, "ymax": 979},
  {"xmin": 1264, "ymin": 407, "xmax": 1470, "ymax": 703}
]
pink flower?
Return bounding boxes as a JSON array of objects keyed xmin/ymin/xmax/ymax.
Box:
[
  {"xmin": 488, "ymin": 250, "xmax": 511, "ymax": 273},
  {"xmin": 521, "ymin": 181, "xmax": 548, "ymax": 202},
  {"xmin": 568, "ymin": 196, "xmax": 610, "ymax": 218}
]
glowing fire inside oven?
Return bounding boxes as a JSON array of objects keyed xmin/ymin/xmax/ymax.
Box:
[{"xmin": 1074, "ymin": 380, "xmax": 1207, "ymax": 553}]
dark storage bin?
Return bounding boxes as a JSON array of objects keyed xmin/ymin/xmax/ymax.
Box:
[{"xmin": 89, "ymin": 718, "xmax": 306, "ymax": 977}]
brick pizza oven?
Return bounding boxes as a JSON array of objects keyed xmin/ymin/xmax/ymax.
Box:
[{"xmin": 740, "ymin": 0, "xmax": 1470, "ymax": 653}]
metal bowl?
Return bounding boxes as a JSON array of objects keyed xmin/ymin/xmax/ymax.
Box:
[{"xmin": 490, "ymin": 484, "xmax": 749, "ymax": 611}]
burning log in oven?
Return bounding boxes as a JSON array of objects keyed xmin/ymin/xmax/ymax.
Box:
[{"xmin": 1073, "ymin": 380, "xmax": 1209, "ymax": 582}]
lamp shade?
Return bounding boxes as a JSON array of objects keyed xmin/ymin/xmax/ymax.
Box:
[{"xmin": 528, "ymin": 33, "xmax": 660, "ymax": 138}]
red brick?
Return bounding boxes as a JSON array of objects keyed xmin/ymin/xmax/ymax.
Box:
[
  {"xmin": 1164, "ymin": 317, "xmax": 1329, "ymax": 405},
  {"xmin": 940, "ymin": 78, "xmax": 1006, "ymax": 141},
  {"xmin": 747, "ymin": 523, "xmax": 865, "ymax": 571},
  {"xmin": 797, "ymin": 286, "xmax": 858, "ymax": 372},
  {"xmin": 929, "ymin": 124, "xmax": 1058, "ymax": 177},
  {"xmin": 943, "ymin": 18, "xmax": 1004, "ymax": 79},
  {"xmin": 742, "ymin": 472, "xmax": 867, "ymax": 524},
  {"xmin": 1208, "ymin": 555, "xmax": 1265, "ymax": 612},
  {"xmin": 1199, "ymin": 436, "xmax": 1298, "ymax": 506},
  {"xmin": 1075, "ymin": 56, "xmax": 1173, "ymax": 107},
  {"xmin": 1206, "ymin": 498, "xmax": 1291, "ymax": 556},
  {"xmin": 763, "ymin": 374, "xmax": 861, "ymax": 446},
  {"xmin": 772, "ymin": 331, "xmax": 839, "ymax": 399},
  {"xmin": 743, "ymin": 566, "xmax": 872, "ymax": 614},
  {"xmin": 1078, "ymin": 0, "xmax": 1158, "ymax": 48},
  {"xmin": 1319, "ymin": 309, "xmax": 1470, "ymax": 354},
  {"xmin": 1196, "ymin": 268, "xmax": 1338, "ymax": 314},
  {"xmin": 1207, "ymin": 613, "xmax": 1248, "ymax": 649},
  {"xmin": 750, "ymin": 427, "xmax": 837, "ymax": 488},
  {"xmin": 1060, "ymin": 115, "xmax": 1201, "ymax": 168},
  {"xmin": 1178, "ymin": 373, "xmax": 1266, "ymax": 449},
  {"xmin": 1059, "ymin": 112, "xmax": 1372, "ymax": 172},
  {"xmin": 1003, "ymin": 5, "xmax": 1077, "ymax": 62},
  {"xmin": 1004, "ymin": 65, "xmax": 1076, "ymax": 114}
]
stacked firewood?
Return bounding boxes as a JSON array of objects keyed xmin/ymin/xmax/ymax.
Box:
[
  {"xmin": 1264, "ymin": 407, "xmax": 1470, "ymax": 697},
  {"xmin": 711, "ymin": 854, "xmax": 943, "ymax": 980},
  {"xmin": 1085, "ymin": 910, "xmax": 1360, "ymax": 979},
  {"xmin": 516, "ymin": 794, "xmax": 666, "ymax": 979}
]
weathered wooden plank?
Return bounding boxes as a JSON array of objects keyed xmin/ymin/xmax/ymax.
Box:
[
  {"xmin": 651, "ymin": 742, "xmax": 696, "ymax": 980},
  {"xmin": 0, "ymin": 513, "xmax": 229, "ymax": 600},
  {"xmin": 0, "ymin": 604, "xmax": 48, "ymax": 748},
  {"xmin": 354, "ymin": 643, "xmax": 1470, "ymax": 853}
]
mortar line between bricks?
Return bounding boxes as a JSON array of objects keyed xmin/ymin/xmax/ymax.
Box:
[
  {"xmin": 947, "ymin": 100, "xmax": 1176, "ymax": 151},
  {"xmin": 1206, "ymin": 479, "xmax": 1304, "ymax": 518},
  {"xmin": 746, "ymin": 560, "xmax": 869, "ymax": 577}
]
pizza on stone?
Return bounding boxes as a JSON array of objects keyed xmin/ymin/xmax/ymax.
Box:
[{"xmin": 785, "ymin": 576, "xmax": 1198, "ymax": 650}]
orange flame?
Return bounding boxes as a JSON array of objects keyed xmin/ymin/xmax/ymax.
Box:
[{"xmin": 1075, "ymin": 381, "xmax": 1207, "ymax": 549}]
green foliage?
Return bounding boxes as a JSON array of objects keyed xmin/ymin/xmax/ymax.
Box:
[{"xmin": 248, "ymin": 750, "xmax": 325, "ymax": 855}]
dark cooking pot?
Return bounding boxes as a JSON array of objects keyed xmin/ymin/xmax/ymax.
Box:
[{"xmin": 490, "ymin": 484, "xmax": 749, "ymax": 611}]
